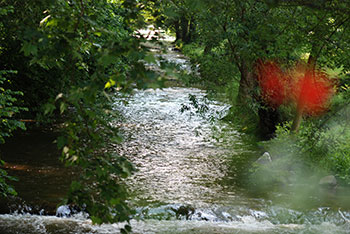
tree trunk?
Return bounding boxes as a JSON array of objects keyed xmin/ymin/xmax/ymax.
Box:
[
  {"xmin": 237, "ymin": 60, "xmax": 281, "ymax": 139},
  {"xmin": 290, "ymin": 45, "xmax": 318, "ymax": 133},
  {"xmin": 187, "ymin": 17, "xmax": 195, "ymax": 43},
  {"xmin": 291, "ymin": 107, "xmax": 303, "ymax": 132},
  {"xmin": 237, "ymin": 60, "xmax": 257, "ymax": 105},
  {"xmin": 307, "ymin": 54, "xmax": 317, "ymax": 69},
  {"xmin": 180, "ymin": 17, "xmax": 189, "ymax": 43},
  {"xmin": 174, "ymin": 20, "xmax": 181, "ymax": 42}
]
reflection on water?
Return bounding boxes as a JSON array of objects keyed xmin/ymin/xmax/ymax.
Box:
[
  {"xmin": 0, "ymin": 129, "xmax": 74, "ymax": 214},
  {"xmin": 115, "ymin": 87, "xmax": 238, "ymax": 207},
  {"xmin": 115, "ymin": 88, "xmax": 254, "ymax": 207}
]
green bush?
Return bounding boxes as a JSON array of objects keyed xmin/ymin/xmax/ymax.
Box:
[
  {"xmin": 0, "ymin": 71, "xmax": 27, "ymax": 143},
  {"xmin": 0, "ymin": 70, "xmax": 28, "ymax": 197},
  {"xmin": 1, "ymin": 0, "xmax": 155, "ymax": 229},
  {"xmin": 182, "ymin": 42, "xmax": 240, "ymax": 91},
  {"xmin": 258, "ymin": 98, "xmax": 350, "ymax": 185}
]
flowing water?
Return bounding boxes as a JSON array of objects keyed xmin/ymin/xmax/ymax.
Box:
[{"xmin": 1, "ymin": 40, "xmax": 350, "ymax": 233}]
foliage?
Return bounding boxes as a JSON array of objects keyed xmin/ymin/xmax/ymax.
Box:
[
  {"xmin": 0, "ymin": 159, "xmax": 17, "ymax": 198},
  {"xmin": 158, "ymin": 0, "xmax": 350, "ymax": 188},
  {"xmin": 171, "ymin": 0, "xmax": 350, "ymax": 140},
  {"xmin": 154, "ymin": 0, "xmax": 200, "ymax": 43},
  {"xmin": 1, "ymin": 0, "xmax": 160, "ymax": 229},
  {"xmin": 35, "ymin": 0, "xmax": 155, "ymax": 228},
  {"xmin": 55, "ymin": 90, "xmax": 135, "ymax": 224},
  {"xmin": 0, "ymin": 1, "xmax": 63, "ymax": 116},
  {"xmin": 173, "ymin": 1, "xmax": 312, "ymax": 137},
  {"xmin": 0, "ymin": 71, "xmax": 27, "ymax": 144},
  {"xmin": 259, "ymin": 96, "xmax": 350, "ymax": 185},
  {"xmin": 0, "ymin": 70, "xmax": 27, "ymax": 198}
]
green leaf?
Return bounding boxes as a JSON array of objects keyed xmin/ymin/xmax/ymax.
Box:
[
  {"xmin": 21, "ymin": 41, "xmax": 38, "ymax": 56},
  {"xmin": 93, "ymin": 32, "xmax": 102, "ymax": 37},
  {"xmin": 70, "ymin": 181, "xmax": 82, "ymax": 191},
  {"xmin": 60, "ymin": 102, "xmax": 66, "ymax": 114},
  {"xmin": 104, "ymin": 79, "xmax": 116, "ymax": 89},
  {"xmin": 55, "ymin": 93, "xmax": 64, "ymax": 101},
  {"xmin": 110, "ymin": 198, "xmax": 120, "ymax": 205},
  {"xmin": 56, "ymin": 136, "xmax": 67, "ymax": 149},
  {"xmin": 45, "ymin": 18, "xmax": 58, "ymax": 28},
  {"xmin": 100, "ymin": 54, "xmax": 117, "ymax": 67},
  {"xmin": 44, "ymin": 103, "xmax": 56, "ymax": 115},
  {"xmin": 40, "ymin": 15, "xmax": 51, "ymax": 26},
  {"xmin": 91, "ymin": 216, "xmax": 102, "ymax": 224}
]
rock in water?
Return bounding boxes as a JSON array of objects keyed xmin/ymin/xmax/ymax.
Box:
[
  {"xmin": 171, "ymin": 205, "xmax": 195, "ymax": 220},
  {"xmin": 319, "ymin": 175, "xmax": 337, "ymax": 187}
]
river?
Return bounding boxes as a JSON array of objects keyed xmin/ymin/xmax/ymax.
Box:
[{"xmin": 1, "ymin": 34, "xmax": 350, "ymax": 233}]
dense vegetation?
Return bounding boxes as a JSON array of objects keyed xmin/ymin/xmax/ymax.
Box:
[
  {"xmin": 0, "ymin": 0, "xmax": 161, "ymax": 230},
  {"xmin": 156, "ymin": 0, "xmax": 350, "ymax": 185},
  {"xmin": 1, "ymin": 0, "xmax": 350, "ymax": 230}
]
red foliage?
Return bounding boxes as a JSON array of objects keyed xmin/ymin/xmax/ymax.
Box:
[
  {"xmin": 257, "ymin": 61, "xmax": 334, "ymax": 115},
  {"xmin": 292, "ymin": 69, "xmax": 334, "ymax": 115},
  {"xmin": 257, "ymin": 61, "xmax": 287, "ymax": 108}
]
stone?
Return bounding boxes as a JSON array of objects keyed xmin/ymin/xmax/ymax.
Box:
[
  {"xmin": 171, "ymin": 205, "xmax": 195, "ymax": 220},
  {"xmin": 319, "ymin": 175, "xmax": 337, "ymax": 187}
]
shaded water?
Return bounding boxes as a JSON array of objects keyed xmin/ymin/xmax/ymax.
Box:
[
  {"xmin": 1, "ymin": 40, "xmax": 350, "ymax": 233},
  {"xmin": 0, "ymin": 129, "xmax": 74, "ymax": 214}
]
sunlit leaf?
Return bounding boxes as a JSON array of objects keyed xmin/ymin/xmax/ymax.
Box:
[
  {"xmin": 104, "ymin": 79, "xmax": 116, "ymax": 89},
  {"xmin": 60, "ymin": 102, "xmax": 66, "ymax": 114}
]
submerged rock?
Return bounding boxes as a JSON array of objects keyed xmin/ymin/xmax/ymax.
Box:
[
  {"xmin": 171, "ymin": 205, "xmax": 195, "ymax": 220},
  {"xmin": 319, "ymin": 175, "xmax": 337, "ymax": 187},
  {"xmin": 319, "ymin": 175, "xmax": 338, "ymax": 199}
]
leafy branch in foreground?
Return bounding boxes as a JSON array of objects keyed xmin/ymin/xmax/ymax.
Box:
[
  {"xmin": 0, "ymin": 71, "xmax": 27, "ymax": 144},
  {"xmin": 1, "ymin": 0, "xmax": 160, "ymax": 229},
  {"xmin": 0, "ymin": 70, "xmax": 27, "ymax": 197},
  {"xmin": 55, "ymin": 87, "xmax": 135, "ymax": 225},
  {"xmin": 33, "ymin": 0, "xmax": 156, "ymax": 230}
]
